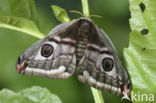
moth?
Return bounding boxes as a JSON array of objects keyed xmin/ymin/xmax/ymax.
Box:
[{"xmin": 16, "ymin": 18, "xmax": 131, "ymax": 96}]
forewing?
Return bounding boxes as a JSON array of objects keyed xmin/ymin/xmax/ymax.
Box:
[{"xmin": 16, "ymin": 21, "xmax": 79, "ymax": 79}]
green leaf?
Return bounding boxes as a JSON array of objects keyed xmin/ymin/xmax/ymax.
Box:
[
  {"xmin": 0, "ymin": 0, "xmax": 39, "ymax": 26},
  {"xmin": 0, "ymin": 86, "xmax": 62, "ymax": 103},
  {"xmin": 0, "ymin": 0, "xmax": 43, "ymax": 39},
  {"xmin": 51, "ymin": 5, "xmax": 70, "ymax": 23},
  {"xmin": 124, "ymin": 0, "xmax": 156, "ymax": 101},
  {"xmin": 0, "ymin": 16, "xmax": 44, "ymax": 39}
]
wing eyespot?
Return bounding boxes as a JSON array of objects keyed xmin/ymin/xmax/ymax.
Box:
[
  {"xmin": 102, "ymin": 58, "xmax": 114, "ymax": 71},
  {"xmin": 41, "ymin": 44, "xmax": 54, "ymax": 58}
]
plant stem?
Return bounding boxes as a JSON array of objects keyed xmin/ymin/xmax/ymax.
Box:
[
  {"xmin": 81, "ymin": 0, "xmax": 105, "ymax": 103},
  {"xmin": 82, "ymin": 0, "xmax": 90, "ymax": 17},
  {"xmin": 91, "ymin": 87, "xmax": 105, "ymax": 103}
]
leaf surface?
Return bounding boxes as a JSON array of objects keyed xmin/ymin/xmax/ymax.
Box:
[
  {"xmin": 124, "ymin": 0, "xmax": 156, "ymax": 102},
  {"xmin": 0, "ymin": 86, "xmax": 62, "ymax": 103},
  {"xmin": 51, "ymin": 5, "xmax": 70, "ymax": 23}
]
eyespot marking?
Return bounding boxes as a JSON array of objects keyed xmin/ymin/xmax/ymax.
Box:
[
  {"xmin": 41, "ymin": 44, "xmax": 54, "ymax": 58},
  {"xmin": 102, "ymin": 58, "xmax": 114, "ymax": 71}
]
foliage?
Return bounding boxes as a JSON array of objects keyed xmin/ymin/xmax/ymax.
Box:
[
  {"xmin": 124, "ymin": 0, "xmax": 156, "ymax": 102},
  {"xmin": 51, "ymin": 5, "xmax": 70, "ymax": 23},
  {"xmin": 0, "ymin": 0, "xmax": 44, "ymax": 39},
  {"xmin": 0, "ymin": 86, "xmax": 62, "ymax": 103},
  {"xmin": 2, "ymin": 0, "xmax": 154, "ymax": 103}
]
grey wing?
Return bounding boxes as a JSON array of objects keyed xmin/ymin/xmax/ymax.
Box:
[
  {"xmin": 77, "ymin": 26, "xmax": 131, "ymax": 96},
  {"xmin": 16, "ymin": 20, "xmax": 78, "ymax": 79}
]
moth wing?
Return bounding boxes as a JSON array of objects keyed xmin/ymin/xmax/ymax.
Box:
[
  {"xmin": 77, "ymin": 22, "xmax": 130, "ymax": 96},
  {"xmin": 17, "ymin": 20, "xmax": 79, "ymax": 79}
]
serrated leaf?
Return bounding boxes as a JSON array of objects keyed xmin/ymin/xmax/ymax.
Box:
[
  {"xmin": 124, "ymin": 0, "xmax": 156, "ymax": 102},
  {"xmin": 0, "ymin": 86, "xmax": 62, "ymax": 103},
  {"xmin": 0, "ymin": 16, "xmax": 44, "ymax": 39},
  {"xmin": 51, "ymin": 5, "xmax": 70, "ymax": 23},
  {"xmin": 0, "ymin": 0, "xmax": 39, "ymax": 26}
]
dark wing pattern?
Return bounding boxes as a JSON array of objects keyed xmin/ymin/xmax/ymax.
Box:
[
  {"xmin": 76, "ymin": 18, "xmax": 131, "ymax": 96},
  {"xmin": 16, "ymin": 20, "xmax": 80, "ymax": 79},
  {"xmin": 16, "ymin": 18, "xmax": 131, "ymax": 96}
]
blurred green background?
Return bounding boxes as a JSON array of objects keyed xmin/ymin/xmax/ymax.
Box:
[{"xmin": 0, "ymin": 0, "xmax": 130, "ymax": 103}]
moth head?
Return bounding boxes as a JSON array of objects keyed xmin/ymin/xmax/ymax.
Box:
[{"xmin": 78, "ymin": 20, "xmax": 90, "ymax": 34}]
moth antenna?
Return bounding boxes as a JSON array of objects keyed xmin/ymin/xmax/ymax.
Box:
[
  {"xmin": 69, "ymin": 10, "xmax": 85, "ymax": 17},
  {"xmin": 69, "ymin": 10, "xmax": 103, "ymax": 19},
  {"xmin": 90, "ymin": 14, "xmax": 103, "ymax": 18}
]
